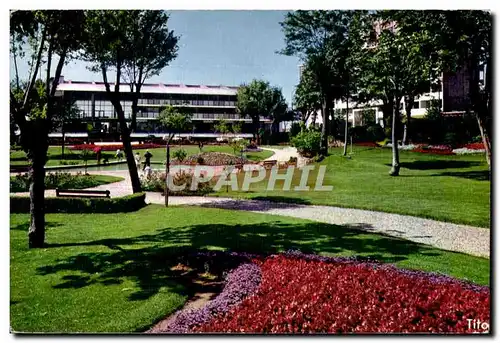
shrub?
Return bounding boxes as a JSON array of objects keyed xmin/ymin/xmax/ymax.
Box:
[
  {"xmin": 229, "ymin": 139, "xmax": 246, "ymax": 156},
  {"xmin": 197, "ymin": 156, "xmax": 205, "ymax": 165},
  {"xmin": 172, "ymin": 148, "xmax": 187, "ymax": 162},
  {"xmin": 443, "ymin": 132, "xmax": 459, "ymax": 147},
  {"xmin": 140, "ymin": 170, "xmax": 213, "ymax": 196},
  {"xmin": 366, "ymin": 125, "xmax": 385, "ymax": 141},
  {"xmin": 10, "ymin": 172, "xmax": 113, "ymax": 193},
  {"xmin": 10, "ymin": 192, "xmax": 146, "ymax": 213},
  {"xmin": 291, "ymin": 130, "xmax": 322, "ymax": 157}
]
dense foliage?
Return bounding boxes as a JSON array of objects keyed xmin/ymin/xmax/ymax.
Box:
[
  {"xmin": 10, "ymin": 192, "xmax": 146, "ymax": 213},
  {"xmin": 195, "ymin": 252, "xmax": 490, "ymax": 334},
  {"xmin": 10, "ymin": 172, "xmax": 120, "ymax": 192},
  {"xmin": 291, "ymin": 130, "xmax": 322, "ymax": 157},
  {"xmin": 140, "ymin": 170, "xmax": 213, "ymax": 196}
]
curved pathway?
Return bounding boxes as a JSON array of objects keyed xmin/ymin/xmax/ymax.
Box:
[
  {"xmin": 260, "ymin": 146, "xmax": 299, "ymax": 162},
  {"xmin": 10, "ymin": 168, "xmax": 489, "ymax": 258}
]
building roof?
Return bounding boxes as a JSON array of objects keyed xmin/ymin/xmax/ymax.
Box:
[{"xmin": 57, "ymin": 78, "xmax": 239, "ymax": 96}]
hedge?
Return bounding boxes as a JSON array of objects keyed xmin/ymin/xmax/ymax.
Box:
[{"xmin": 10, "ymin": 192, "xmax": 146, "ymax": 214}]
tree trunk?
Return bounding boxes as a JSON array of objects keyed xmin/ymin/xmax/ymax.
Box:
[
  {"xmin": 476, "ymin": 114, "xmax": 491, "ymax": 169},
  {"xmin": 389, "ymin": 97, "xmax": 401, "ymax": 176},
  {"xmin": 402, "ymin": 95, "xmax": 414, "ymax": 145},
  {"xmin": 468, "ymin": 54, "xmax": 491, "ymax": 170},
  {"xmin": 320, "ymin": 98, "xmax": 330, "ymax": 156},
  {"xmin": 165, "ymin": 143, "xmax": 170, "ymax": 207},
  {"xmin": 28, "ymin": 145, "xmax": 47, "ymax": 248},
  {"xmin": 252, "ymin": 116, "xmax": 260, "ymax": 145},
  {"xmin": 113, "ymin": 107, "xmax": 142, "ymax": 193},
  {"xmin": 343, "ymin": 98, "xmax": 349, "ymax": 156},
  {"xmin": 61, "ymin": 126, "xmax": 65, "ymax": 160}
]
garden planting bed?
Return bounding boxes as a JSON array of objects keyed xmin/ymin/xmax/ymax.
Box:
[
  {"xmin": 158, "ymin": 251, "xmax": 489, "ymax": 334},
  {"xmin": 182, "ymin": 152, "xmax": 252, "ymax": 166}
]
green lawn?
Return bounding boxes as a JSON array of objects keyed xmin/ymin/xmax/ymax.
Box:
[
  {"xmin": 10, "ymin": 205, "xmax": 489, "ymax": 332},
  {"xmin": 10, "ymin": 145, "xmax": 274, "ymax": 167},
  {"xmin": 212, "ymin": 147, "xmax": 491, "ymax": 228}
]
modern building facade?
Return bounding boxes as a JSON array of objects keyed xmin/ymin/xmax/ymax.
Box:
[{"xmin": 55, "ymin": 77, "xmax": 271, "ymax": 137}]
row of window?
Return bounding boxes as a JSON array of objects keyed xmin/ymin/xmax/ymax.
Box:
[
  {"xmin": 135, "ymin": 112, "xmax": 249, "ymax": 120},
  {"xmin": 137, "ymin": 99, "xmax": 236, "ymax": 107}
]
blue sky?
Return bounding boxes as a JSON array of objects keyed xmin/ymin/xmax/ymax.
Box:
[{"xmin": 11, "ymin": 10, "xmax": 301, "ymax": 105}]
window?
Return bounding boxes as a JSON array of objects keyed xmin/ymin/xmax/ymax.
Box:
[{"xmin": 413, "ymin": 101, "xmax": 419, "ymax": 109}]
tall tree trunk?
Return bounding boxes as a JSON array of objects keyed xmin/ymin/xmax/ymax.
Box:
[
  {"xmin": 402, "ymin": 95, "xmax": 414, "ymax": 145},
  {"xmin": 343, "ymin": 98, "xmax": 349, "ymax": 156},
  {"xmin": 320, "ymin": 97, "xmax": 330, "ymax": 156},
  {"xmin": 116, "ymin": 113, "xmax": 142, "ymax": 193},
  {"xmin": 102, "ymin": 65, "xmax": 142, "ymax": 193},
  {"xmin": 165, "ymin": 143, "xmax": 170, "ymax": 207},
  {"xmin": 382, "ymin": 98, "xmax": 393, "ymax": 136},
  {"xmin": 252, "ymin": 116, "xmax": 260, "ymax": 145},
  {"xmin": 61, "ymin": 126, "xmax": 65, "ymax": 160},
  {"xmin": 28, "ymin": 140, "xmax": 48, "ymax": 248},
  {"xmin": 476, "ymin": 114, "xmax": 491, "ymax": 168},
  {"xmin": 389, "ymin": 96, "xmax": 401, "ymax": 176},
  {"xmin": 469, "ymin": 54, "xmax": 491, "ymax": 170}
]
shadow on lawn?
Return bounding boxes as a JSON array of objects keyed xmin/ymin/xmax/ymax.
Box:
[
  {"xmin": 432, "ymin": 170, "xmax": 490, "ymax": 181},
  {"xmin": 38, "ymin": 220, "xmax": 443, "ymax": 302},
  {"xmin": 391, "ymin": 160, "xmax": 482, "ymax": 170},
  {"xmin": 10, "ymin": 222, "xmax": 63, "ymax": 231}
]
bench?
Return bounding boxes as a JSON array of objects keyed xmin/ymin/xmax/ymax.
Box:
[
  {"xmin": 56, "ymin": 189, "xmax": 111, "ymax": 198},
  {"xmin": 262, "ymin": 160, "xmax": 277, "ymax": 170}
]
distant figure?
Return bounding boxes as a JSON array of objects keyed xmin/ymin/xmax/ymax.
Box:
[
  {"xmin": 94, "ymin": 146, "xmax": 102, "ymax": 164},
  {"xmin": 115, "ymin": 149, "xmax": 123, "ymax": 161},
  {"xmin": 143, "ymin": 150, "xmax": 153, "ymax": 170},
  {"xmin": 144, "ymin": 165, "xmax": 152, "ymax": 179},
  {"xmin": 198, "ymin": 141, "xmax": 204, "ymax": 152},
  {"xmin": 134, "ymin": 152, "xmax": 141, "ymax": 169}
]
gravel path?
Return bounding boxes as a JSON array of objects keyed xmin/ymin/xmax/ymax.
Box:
[
  {"xmin": 10, "ymin": 168, "xmax": 489, "ymax": 258},
  {"xmin": 152, "ymin": 197, "xmax": 489, "ymax": 258},
  {"xmin": 261, "ymin": 146, "xmax": 299, "ymax": 162}
]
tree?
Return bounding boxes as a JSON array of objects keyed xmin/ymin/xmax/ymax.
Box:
[
  {"xmin": 214, "ymin": 119, "xmax": 230, "ymax": 136},
  {"xmin": 268, "ymin": 87, "xmax": 289, "ymax": 134},
  {"xmin": 353, "ymin": 13, "xmax": 434, "ymax": 176},
  {"xmin": 280, "ymin": 10, "xmax": 359, "ymax": 156},
  {"xmin": 231, "ymin": 121, "xmax": 242, "ymax": 135},
  {"xmin": 120, "ymin": 11, "xmax": 179, "ymax": 132},
  {"xmin": 236, "ymin": 79, "xmax": 284, "ymax": 145},
  {"xmin": 157, "ymin": 105, "xmax": 192, "ymax": 207},
  {"xmin": 293, "ymin": 66, "xmax": 321, "ymax": 126},
  {"xmin": 395, "ymin": 10, "xmax": 492, "ymax": 168},
  {"xmin": 82, "ymin": 10, "xmax": 179, "ymax": 193},
  {"xmin": 10, "ymin": 10, "xmax": 85, "ymax": 248}
]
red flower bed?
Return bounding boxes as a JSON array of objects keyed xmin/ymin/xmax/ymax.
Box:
[
  {"xmin": 355, "ymin": 142, "xmax": 379, "ymax": 147},
  {"xmin": 194, "ymin": 254, "xmax": 489, "ymax": 334},
  {"xmin": 411, "ymin": 147, "xmax": 455, "ymax": 155},
  {"xmin": 69, "ymin": 143, "xmax": 163, "ymax": 151},
  {"xmin": 463, "ymin": 143, "xmax": 485, "ymax": 150}
]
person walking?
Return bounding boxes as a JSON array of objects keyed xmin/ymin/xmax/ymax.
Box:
[
  {"xmin": 115, "ymin": 148, "xmax": 123, "ymax": 161},
  {"xmin": 94, "ymin": 146, "xmax": 102, "ymax": 164},
  {"xmin": 135, "ymin": 152, "xmax": 141, "ymax": 170},
  {"xmin": 143, "ymin": 150, "xmax": 153, "ymax": 170}
]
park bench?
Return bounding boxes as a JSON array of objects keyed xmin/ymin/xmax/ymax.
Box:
[
  {"xmin": 56, "ymin": 189, "xmax": 111, "ymax": 198},
  {"xmin": 262, "ymin": 160, "xmax": 277, "ymax": 170}
]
